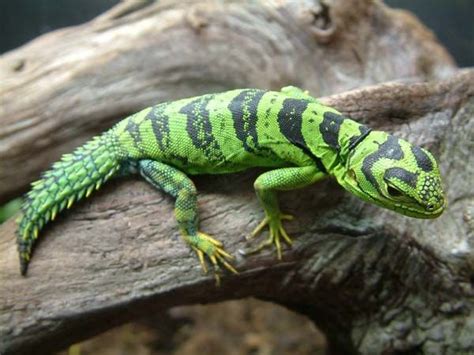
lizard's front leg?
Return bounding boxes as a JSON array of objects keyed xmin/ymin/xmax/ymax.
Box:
[
  {"xmin": 245, "ymin": 166, "xmax": 326, "ymax": 259},
  {"xmin": 138, "ymin": 160, "xmax": 236, "ymax": 284}
]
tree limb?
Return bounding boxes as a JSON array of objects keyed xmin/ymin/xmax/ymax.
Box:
[
  {"xmin": 1, "ymin": 70, "xmax": 473, "ymax": 354},
  {"xmin": 0, "ymin": 0, "xmax": 456, "ymax": 204}
]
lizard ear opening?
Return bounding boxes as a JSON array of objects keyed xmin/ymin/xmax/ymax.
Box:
[
  {"xmin": 344, "ymin": 169, "xmax": 361, "ymax": 192},
  {"xmin": 347, "ymin": 169, "xmax": 356, "ymax": 182}
]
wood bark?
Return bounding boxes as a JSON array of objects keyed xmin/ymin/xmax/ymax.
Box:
[
  {"xmin": 1, "ymin": 69, "xmax": 473, "ymax": 355},
  {"xmin": 0, "ymin": 0, "xmax": 455, "ymax": 204},
  {"xmin": 1, "ymin": 1, "xmax": 473, "ymax": 355}
]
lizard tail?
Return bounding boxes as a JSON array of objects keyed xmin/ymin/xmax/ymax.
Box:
[{"xmin": 17, "ymin": 132, "xmax": 121, "ymax": 275}]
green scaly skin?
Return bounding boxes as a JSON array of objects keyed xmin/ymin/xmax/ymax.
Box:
[{"xmin": 17, "ymin": 86, "xmax": 446, "ymax": 282}]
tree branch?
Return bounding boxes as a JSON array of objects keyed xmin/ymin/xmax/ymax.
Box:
[
  {"xmin": 1, "ymin": 70, "xmax": 473, "ymax": 354},
  {"xmin": 0, "ymin": 0, "xmax": 455, "ymax": 204}
]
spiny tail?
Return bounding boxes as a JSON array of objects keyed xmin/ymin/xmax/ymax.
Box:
[{"xmin": 17, "ymin": 132, "xmax": 121, "ymax": 275}]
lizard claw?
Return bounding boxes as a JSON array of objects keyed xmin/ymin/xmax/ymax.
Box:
[
  {"xmin": 241, "ymin": 213, "xmax": 294, "ymax": 259},
  {"xmin": 186, "ymin": 232, "xmax": 237, "ymax": 286}
]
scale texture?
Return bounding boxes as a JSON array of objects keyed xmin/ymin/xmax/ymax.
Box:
[{"xmin": 17, "ymin": 87, "xmax": 445, "ymax": 277}]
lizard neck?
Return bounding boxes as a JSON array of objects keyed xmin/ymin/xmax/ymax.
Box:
[{"xmin": 302, "ymin": 103, "xmax": 371, "ymax": 175}]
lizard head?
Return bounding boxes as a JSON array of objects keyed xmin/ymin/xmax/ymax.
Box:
[{"xmin": 339, "ymin": 131, "xmax": 446, "ymax": 218}]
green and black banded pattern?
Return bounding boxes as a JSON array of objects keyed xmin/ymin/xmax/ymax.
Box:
[
  {"xmin": 180, "ymin": 94, "xmax": 226, "ymax": 164},
  {"xmin": 320, "ymin": 111, "xmax": 344, "ymax": 150},
  {"xmin": 277, "ymin": 98, "xmax": 310, "ymax": 148},
  {"xmin": 228, "ymin": 89, "xmax": 265, "ymax": 153},
  {"xmin": 17, "ymin": 133, "xmax": 120, "ymax": 274},
  {"xmin": 17, "ymin": 86, "xmax": 446, "ymax": 280},
  {"xmin": 148, "ymin": 105, "xmax": 171, "ymax": 151}
]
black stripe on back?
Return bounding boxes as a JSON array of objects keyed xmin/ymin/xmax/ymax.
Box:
[
  {"xmin": 319, "ymin": 111, "xmax": 345, "ymax": 151},
  {"xmin": 277, "ymin": 98, "xmax": 326, "ymax": 173},
  {"xmin": 147, "ymin": 104, "xmax": 171, "ymax": 151},
  {"xmin": 125, "ymin": 118, "xmax": 146, "ymax": 154},
  {"xmin": 180, "ymin": 95, "xmax": 225, "ymax": 163},
  {"xmin": 228, "ymin": 89, "xmax": 266, "ymax": 153}
]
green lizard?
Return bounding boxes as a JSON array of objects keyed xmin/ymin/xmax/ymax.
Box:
[{"xmin": 17, "ymin": 86, "xmax": 445, "ymax": 281}]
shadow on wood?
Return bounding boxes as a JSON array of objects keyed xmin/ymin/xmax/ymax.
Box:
[
  {"xmin": 0, "ymin": 1, "xmax": 472, "ymax": 354},
  {"xmin": 1, "ymin": 70, "xmax": 473, "ymax": 354}
]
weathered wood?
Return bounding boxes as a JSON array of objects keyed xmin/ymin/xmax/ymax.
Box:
[
  {"xmin": 0, "ymin": 0, "xmax": 456, "ymax": 204},
  {"xmin": 1, "ymin": 70, "xmax": 473, "ymax": 354},
  {"xmin": 1, "ymin": 0, "xmax": 471, "ymax": 353}
]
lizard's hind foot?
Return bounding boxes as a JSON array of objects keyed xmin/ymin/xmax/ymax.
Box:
[{"xmin": 183, "ymin": 232, "xmax": 237, "ymax": 286}]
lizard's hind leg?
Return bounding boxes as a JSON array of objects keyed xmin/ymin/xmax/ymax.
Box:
[{"xmin": 138, "ymin": 160, "xmax": 237, "ymax": 284}]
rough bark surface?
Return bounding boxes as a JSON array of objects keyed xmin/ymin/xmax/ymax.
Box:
[
  {"xmin": 1, "ymin": 70, "xmax": 473, "ymax": 354},
  {"xmin": 0, "ymin": 0, "xmax": 456, "ymax": 204},
  {"xmin": 1, "ymin": 1, "xmax": 472, "ymax": 354}
]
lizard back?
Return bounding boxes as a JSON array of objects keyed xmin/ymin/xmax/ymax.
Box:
[{"xmin": 112, "ymin": 89, "xmax": 317, "ymax": 174}]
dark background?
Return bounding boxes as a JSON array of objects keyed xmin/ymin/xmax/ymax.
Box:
[
  {"xmin": 0, "ymin": 0, "xmax": 474, "ymax": 67},
  {"xmin": 385, "ymin": 0, "xmax": 473, "ymax": 67},
  {"xmin": 0, "ymin": 1, "xmax": 471, "ymax": 352},
  {"xmin": 0, "ymin": 0, "xmax": 119, "ymax": 53},
  {"xmin": 0, "ymin": 0, "xmax": 473, "ymax": 66}
]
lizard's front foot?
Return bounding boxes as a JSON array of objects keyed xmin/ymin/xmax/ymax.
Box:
[
  {"xmin": 242, "ymin": 213, "xmax": 294, "ymax": 259},
  {"xmin": 183, "ymin": 232, "xmax": 237, "ymax": 286}
]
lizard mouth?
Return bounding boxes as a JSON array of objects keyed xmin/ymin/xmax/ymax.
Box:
[
  {"xmin": 429, "ymin": 201, "xmax": 446, "ymax": 217},
  {"xmin": 392, "ymin": 199, "xmax": 445, "ymax": 218}
]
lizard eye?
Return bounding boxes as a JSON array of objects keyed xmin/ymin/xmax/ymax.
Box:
[{"xmin": 387, "ymin": 185, "xmax": 403, "ymax": 197}]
